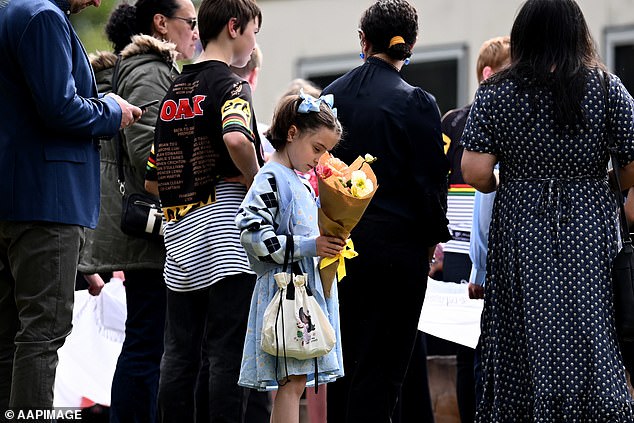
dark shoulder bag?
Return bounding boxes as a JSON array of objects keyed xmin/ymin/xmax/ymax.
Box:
[
  {"xmin": 112, "ymin": 55, "xmax": 164, "ymax": 242},
  {"xmin": 600, "ymin": 70, "xmax": 634, "ymax": 343}
]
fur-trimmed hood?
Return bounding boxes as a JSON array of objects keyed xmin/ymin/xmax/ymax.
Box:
[
  {"xmin": 89, "ymin": 34, "xmax": 178, "ymax": 73},
  {"xmin": 89, "ymin": 50, "xmax": 118, "ymax": 74},
  {"xmin": 120, "ymin": 34, "xmax": 178, "ymax": 65}
]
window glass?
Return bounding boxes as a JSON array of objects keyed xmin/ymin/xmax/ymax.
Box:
[
  {"xmin": 605, "ymin": 26, "xmax": 634, "ymax": 95},
  {"xmin": 298, "ymin": 44, "xmax": 467, "ymax": 116}
]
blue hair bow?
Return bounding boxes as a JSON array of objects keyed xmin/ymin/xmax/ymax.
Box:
[{"xmin": 297, "ymin": 88, "xmax": 337, "ymax": 117}]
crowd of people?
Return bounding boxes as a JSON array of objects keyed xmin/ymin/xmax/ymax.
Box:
[{"xmin": 1, "ymin": 0, "xmax": 633, "ymax": 422}]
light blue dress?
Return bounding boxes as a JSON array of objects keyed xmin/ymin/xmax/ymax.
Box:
[{"xmin": 235, "ymin": 161, "xmax": 344, "ymax": 391}]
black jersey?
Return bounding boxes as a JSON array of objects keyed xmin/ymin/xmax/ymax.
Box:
[
  {"xmin": 441, "ymin": 103, "xmax": 472, "ymax": 185},
  {"xmin": 154, "ymin": 60, "xmax": 264, "ymax": 218}
]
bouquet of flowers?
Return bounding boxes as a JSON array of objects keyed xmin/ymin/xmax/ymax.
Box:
[{"xmin": 315, "ymin": 153, "xmax": 378, "ymax": 297}]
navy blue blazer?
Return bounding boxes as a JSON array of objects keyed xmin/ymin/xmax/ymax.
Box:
[{"xmin": 0, "ymin": 0, "xmax": 122, "ymax": 228}]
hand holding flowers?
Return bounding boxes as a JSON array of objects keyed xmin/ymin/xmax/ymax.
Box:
[
  {"xmin": 316, "ymin": 154, "xmax": 377, "ymax": 199},
  {"xmin": 315, "ymin": 153, "xmax": 378, "ymax": 297},
  {"xmin": 316, "ymin": 236, "xmax": 347, "ymax": 258}
]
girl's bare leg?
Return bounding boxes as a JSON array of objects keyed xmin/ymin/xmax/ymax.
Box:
[{"xmin": 270, "ymin": 375, "xmax": 307, "ymax": 423}]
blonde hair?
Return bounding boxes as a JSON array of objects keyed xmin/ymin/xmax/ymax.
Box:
[
  {"xmin": 281, "ymin": 78, "xmax": 321, "ymax": 98},
  {"xmin": 230, "ymin": 44, "xmax": 262, "ymax": 78},
  {"xmin": 476, "ymin": 36, "xmax": 510, "ymax": 82}
]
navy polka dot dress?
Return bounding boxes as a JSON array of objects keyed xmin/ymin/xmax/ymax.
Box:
[{"xmin": 462, "ymin": 70, "xmax": 634, "ymax": 422}]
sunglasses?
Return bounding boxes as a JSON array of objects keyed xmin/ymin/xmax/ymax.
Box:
[{"xmin": 171, "ymin": 16, "xmax": 197, "ymax": 30}]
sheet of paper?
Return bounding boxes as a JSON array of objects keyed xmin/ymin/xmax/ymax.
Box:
[{"xmin": 418, "ymin": 278, "xmax": 483, "ymax": 349}]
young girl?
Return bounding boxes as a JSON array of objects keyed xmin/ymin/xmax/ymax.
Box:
[{"xmin": 236, "ymin": 90, "xmax": 346, "ymax": 423}]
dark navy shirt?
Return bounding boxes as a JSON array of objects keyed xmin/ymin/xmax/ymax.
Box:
[{"xmin": 323, "ymin": 56, "xmax": 450, "ymax": 250}]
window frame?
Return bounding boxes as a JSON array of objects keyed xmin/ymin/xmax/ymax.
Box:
[
  {"xmin": 295, "ymin": 43, "xmax": 469, "ymax": 109},
  {"xmin": 604, "ymin": 24, "xmax": 634, "ymax": 73}
]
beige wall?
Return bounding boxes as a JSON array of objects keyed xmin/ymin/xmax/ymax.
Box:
[{"xmin": 252, "ymin": 0, "xmax": 634, "ymax": 124}]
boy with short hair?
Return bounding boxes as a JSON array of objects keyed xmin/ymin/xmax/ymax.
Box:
[{"xmin": 154, "ymin": 0, "xmax": 264, "ymax": 421}]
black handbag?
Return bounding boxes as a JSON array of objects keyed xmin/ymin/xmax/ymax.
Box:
[
  {"xmin": 112, "ymin": 55, "xmax": 164, "ymax": 242},
  {"xmin": 601, "ymin": 70, "xmax": 634, "ymax": 342},
  {"xmin": 609, "ymin": 159, "xmax": 634, "ymax": 343},
  {"xmin": 119, "ymin": 191, "xmax": 164, "ymax": 241}
]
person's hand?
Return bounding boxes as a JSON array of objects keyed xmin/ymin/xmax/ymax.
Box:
[
  {"xmin": 106, "ymin": 93, "xmax": 142, "ymax": 129},
  {"xmin": 316, "ymin": 236, "xmax": 346, "ymax": 258},
  {"xmin": 145, "ymin": 180, "xmax": 159, "ymax": 196},
  {"xmin": 428, "ymin": 259, "xmax": 443, "ymax": 278},
  {"xmin": 468, "ymin": 282, "xmax": 485, "ymax": 299},
  {"xmin": 83, "ymin": 273, "xmax": 105, "ymax": 296},
  {"xmin": 112, "ymin": 270, "xmax": 125, "ymax": 281},
  {"xmin": 428, "ymin": 244, "xmax": 443, "ymax": 278}
]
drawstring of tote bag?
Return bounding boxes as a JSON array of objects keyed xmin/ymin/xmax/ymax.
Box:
[
  {"xmin": 273, "ymin": 234, "xmax": 292, "ymax": 388},
  {"xmin": 273, "ymin": 234, "xmax": 320, "ymax": 393}
]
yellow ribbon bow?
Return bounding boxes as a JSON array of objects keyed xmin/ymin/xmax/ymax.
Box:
[{"xmin": 319, "ymin": 238, "xmax": 358, "ymax": 281}]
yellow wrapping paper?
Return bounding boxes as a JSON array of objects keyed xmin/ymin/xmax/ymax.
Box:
[{"xmin": 317, "ymin": 154, "xmax": 378, "ymax": 297}]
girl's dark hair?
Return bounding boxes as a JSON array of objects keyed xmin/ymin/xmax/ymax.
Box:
[
  {"xmin": 359, "ymin": 0, "xmax": 418, "ymax": 61},
  {"xmin": 492, "ymin": 0, "xmax": 603, "ymax": 127},
  {"xmin": 105, "ymin": 0, "xmax": 181, "ymax": 54},
  {"xmin": 265, "ymin": 95, "xmax": 342, "ymax": 151},
  {"xmin": 198, "ymin": 0, "xmax": 262, "ymax": 49}
]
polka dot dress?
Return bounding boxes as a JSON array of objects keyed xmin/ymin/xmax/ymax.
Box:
[{"xmin": 462, "ymin": 70, "xmax": 634, "ymax": 422}]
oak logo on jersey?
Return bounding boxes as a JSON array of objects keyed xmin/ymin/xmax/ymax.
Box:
[{"xmin": 160, "ymin": 95, "xmax": 206, "ymax": 121}]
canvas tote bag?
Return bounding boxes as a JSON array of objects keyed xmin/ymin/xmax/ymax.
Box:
[{"xmin": 261, "ymin": 235, "xmax": 336, "ymax": 360}]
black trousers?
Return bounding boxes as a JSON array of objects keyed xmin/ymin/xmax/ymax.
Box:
[
  {"xmin": 158, "ymin": 273, "xmax": 256, "ymax": 423},
  {"xmin": 327, "ymin": 248, "xmax": 429, "ymax": 422},
  {"xmin": 392, "ymin": 330, "xmax": 435, "ymax": 423},
  {"xmin": 110, "ymin": 269, "xmax": 166, "ymax": 423},
  {"xmin": 196, "ymin": 342, "xmax": 271, "ymax": 423}
]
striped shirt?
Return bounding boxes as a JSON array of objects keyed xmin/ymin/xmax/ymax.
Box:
[
  {"xmin": 163, "ymin": 180, "xmax": 254, "ymax": 292},
  {"xmin": 442, "ymin": 104, "xmax": 474, "ymax": 255},
  {"xmin": 444, "ymin": 184, "xmax": 475, "ymax": 255}
]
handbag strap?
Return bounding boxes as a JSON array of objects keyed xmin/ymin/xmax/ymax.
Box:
[
  {"xmin": 111, "ymin": 54, "xmax": 127, "ymax": 195},
  {"xmin": 273, "ymin": 233, "xmax": 294, "ymax": 385},
  {"xmin": 282, "ymin": 234, "xmax": 293, "ymax": 273},
  {"xmin": 276, "ymin": 233, "xmax": 320, "ymax": 393},
  {"xmin": 599, "ymin": 70, "xmax": 632, "ymax": 245},
  {"xmin": 282, "ymin": 230, "xmax": 303, "ymax": 273},
  {"xmin": 111, "ymin": 53, "xmax": 122, "ymax": 94},
  {"xmin": 282, "ymin": 235, "xmax": 308, "ymax": 298}
]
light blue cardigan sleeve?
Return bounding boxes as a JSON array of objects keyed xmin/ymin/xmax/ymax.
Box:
[
  {"xmin": 468, "ymin": 190, "xmax": 496, "ymax": 286},
  {"xmin": 236, "ymin": 166, "xmax": 318, "ymax": 273}
]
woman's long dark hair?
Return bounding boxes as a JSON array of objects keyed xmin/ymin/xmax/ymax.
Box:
[{"xmin": 492, "ymin": 0, "xmax": 602, "ymax": 128}]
